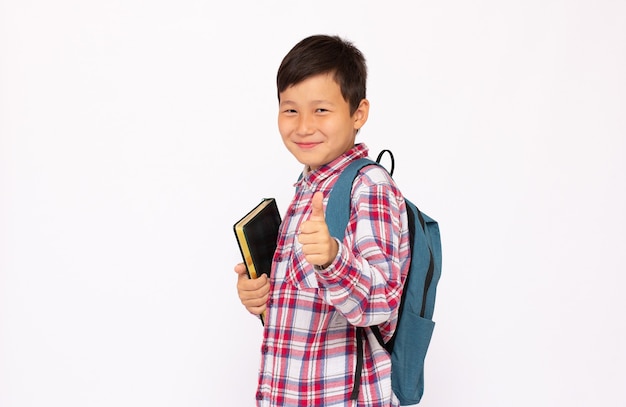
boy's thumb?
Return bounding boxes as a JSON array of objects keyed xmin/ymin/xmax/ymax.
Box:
[{"xmin": 310, "ymin": 191, "xmax": 325, "ymax": 220}]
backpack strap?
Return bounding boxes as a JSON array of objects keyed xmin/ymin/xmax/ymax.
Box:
[
  {"xmin": 326, "ymin": 150, "xmax": 394, "ymax": 237},
  {"xmin": 349, "ymin": 326, "xmax": 365, "ymax": 400},
  {"xmin": 326, "ymin": 157, "xmax": 377, "ymax": 240}
]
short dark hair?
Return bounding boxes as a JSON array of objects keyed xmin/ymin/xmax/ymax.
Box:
[{"xmin": 277, "ymin": 35, "xmax": 367, "ymax": 115}]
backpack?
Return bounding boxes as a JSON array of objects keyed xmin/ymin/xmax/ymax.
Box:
[{"xmin": 325, "ymin": 150, "xmax": 442, "ymax": 405}]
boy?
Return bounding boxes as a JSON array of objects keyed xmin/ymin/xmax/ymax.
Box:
[{"xmin": 234, "ymin": 35, "xmax": 411, "ymax": 407}]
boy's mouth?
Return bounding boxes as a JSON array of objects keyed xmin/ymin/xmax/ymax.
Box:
[{"xmin": 295, "ymin": 142, "xmax": 320, "ymax": 150}]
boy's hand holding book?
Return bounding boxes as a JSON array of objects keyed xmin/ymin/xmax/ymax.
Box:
[
  {"xmin": 234, "ymin": 262, "xmax": 270, "ymax": 317},
  {"xmin": 298, "ymin": 192, "xmax": 339, "ymax": 269}
]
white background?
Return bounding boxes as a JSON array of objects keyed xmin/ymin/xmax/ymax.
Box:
[{"xmin": 1, "ymin": 1, "xmax": 625, "ymax": 406}]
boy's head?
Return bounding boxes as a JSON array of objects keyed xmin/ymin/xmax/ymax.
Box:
[
  {"xmin": 277, "ymin": 35, "xmax": 367, "ymax": 116},
  {"xmin": 276, "ymin": 35, "xmax": 370, "ymax": 171}
]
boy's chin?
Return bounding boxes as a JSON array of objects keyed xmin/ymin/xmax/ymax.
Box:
[{"xmin": 291, "ymin": 153, "xmax": 325, "ymax": 171}]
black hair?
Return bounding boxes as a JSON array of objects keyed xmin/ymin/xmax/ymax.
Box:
[{"xmin": 277, "ymin": 35, "xmax": 367, "ymax": 115}]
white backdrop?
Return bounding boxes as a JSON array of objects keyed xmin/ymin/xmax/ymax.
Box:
[{"xmin": 1, "ymin": 1, "xmax": 625, "ymax": 406}]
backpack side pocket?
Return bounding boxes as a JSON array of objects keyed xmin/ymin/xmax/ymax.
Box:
[{"xmin": 390, "ymin": 309, "xmax": 435, "ymax": 405}]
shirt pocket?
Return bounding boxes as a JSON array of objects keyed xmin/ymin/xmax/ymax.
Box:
[{"xmin": 285, "ymin": 242, "xmax": 319, "ymax": 290}]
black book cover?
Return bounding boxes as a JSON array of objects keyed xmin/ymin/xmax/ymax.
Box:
[{"xmin": 233, "ymin": 198, "xmax": 281, "ymax": 281}]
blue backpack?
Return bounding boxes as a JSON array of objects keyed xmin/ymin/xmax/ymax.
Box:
[{"xmin": 325, "ymin": 150, "xmax": 442, "ymax": 405}]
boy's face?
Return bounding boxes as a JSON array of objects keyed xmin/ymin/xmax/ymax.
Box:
[{"xmin": 278, "ymin": 73, "xmax": 369, "ymax": 171}]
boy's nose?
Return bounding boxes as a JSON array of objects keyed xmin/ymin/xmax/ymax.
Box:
[{"xmin": 296, "ymin": 113, "xmax": 315, "ymax": 136}]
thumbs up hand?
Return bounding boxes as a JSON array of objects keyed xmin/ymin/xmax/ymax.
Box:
[{"xmin": 298, "ymin": 191, "xmax": 338, "ymax": 269}]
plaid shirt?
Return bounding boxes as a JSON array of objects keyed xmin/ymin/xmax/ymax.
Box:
[{"xmin": 257, "ymin": 144, "xmax": 411, "ymax": 407}]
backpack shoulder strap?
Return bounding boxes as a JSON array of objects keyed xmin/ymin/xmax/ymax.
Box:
[{"xmin": 326, "ymin": 157, "xmax": 378, "ymax": 240}]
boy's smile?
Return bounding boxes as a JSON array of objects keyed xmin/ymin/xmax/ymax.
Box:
[{"xmin": 278, "ymin": 73, "xmax": 369, "ymax": 171}]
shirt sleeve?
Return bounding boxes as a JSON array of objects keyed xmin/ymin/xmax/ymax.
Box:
[{"xmin": 314, "ymin": 166, "xmax": 410, "ymax": 327}]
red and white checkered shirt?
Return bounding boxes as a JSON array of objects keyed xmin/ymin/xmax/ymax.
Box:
[{"xmin": 256, "ymin": 144, "xmax": 411, "ymax": 407}]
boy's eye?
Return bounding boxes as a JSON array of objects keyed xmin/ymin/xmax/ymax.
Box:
[
  {"xmin": 316, "ymin": 108, "xmax": 329, "ymax": 113},
  {"xmin": 284, "ymin": 109, "xmax": 297, "ymax": 114}
]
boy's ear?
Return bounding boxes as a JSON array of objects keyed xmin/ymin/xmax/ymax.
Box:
[{"xmin": 353, "ymin": 99, "xmax": 370, "ymax": 131}]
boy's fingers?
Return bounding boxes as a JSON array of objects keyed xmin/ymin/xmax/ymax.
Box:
[
  {"xmin": 239, "ymin": 273, "xmax": 268, "ymax": 289},
  {"xmin": 310, "ymin": 191, "xmax": 325, "ymax": 221},
  {"xmin": 240, "ymin": 280, "xmax": 270, "ymax": 299}
]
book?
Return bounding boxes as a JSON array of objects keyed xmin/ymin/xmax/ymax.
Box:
[{"xmin": 233, "ymin": 198, "xmax": 281, "ymax": 324}]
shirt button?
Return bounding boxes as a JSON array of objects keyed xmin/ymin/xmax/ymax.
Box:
[
  {"xmin": 261, "ymin": 345, "xmax": 269, "ymax": 354},
  {"xmin": 276, "ymin": 255, "xmax": 283, "ymax": 262},
  {"xmin": 256, "ymin": 391, "xmax": 263, "ymax": 400},
  {"xmin": 267, "ymin": 298, "xmax": 273, "ymax": 307}
]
